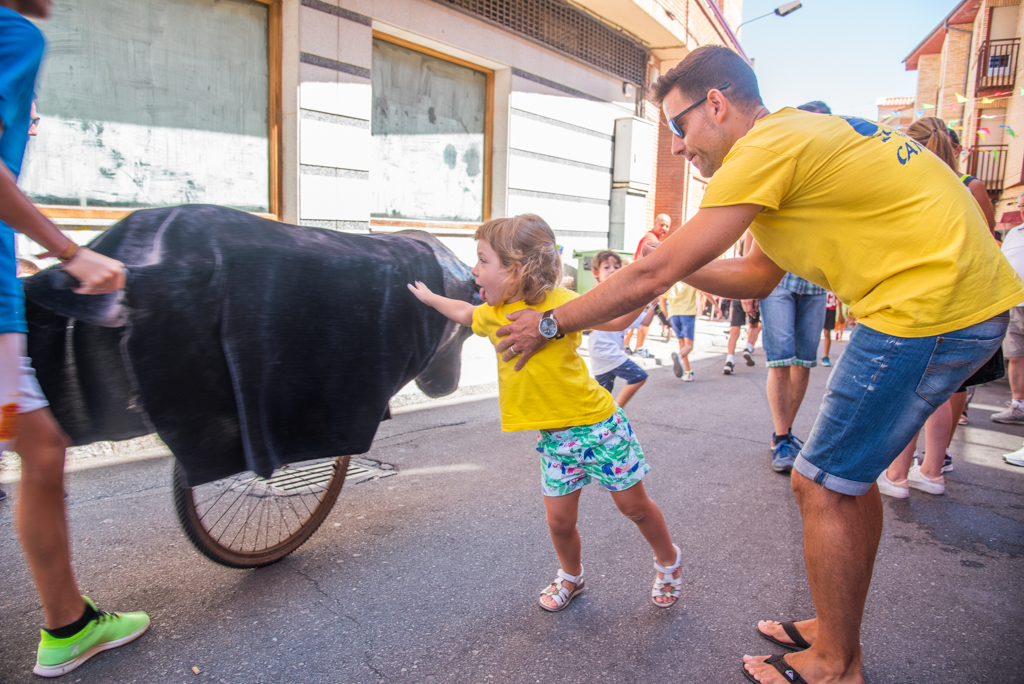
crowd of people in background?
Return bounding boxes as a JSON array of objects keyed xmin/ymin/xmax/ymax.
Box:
[{"xmin": 583, "ymin": 103, "xmax": 1024, "ymax": 494}]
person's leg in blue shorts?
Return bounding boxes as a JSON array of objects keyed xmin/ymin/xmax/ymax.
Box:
[
  {"xmin": 756, "ymin": 314, "xmax": 1007, "ymax": 659},
  {"xmin": 594, "ymin": 359, "xmax": 648, "ymax": 408},
  {"xmin": 759, "ymin": 286, "xmax": 827, "ymax": 472},
  {"xmin": 669, "ymin": 315, "xmax": 696, "ymax": 381}
]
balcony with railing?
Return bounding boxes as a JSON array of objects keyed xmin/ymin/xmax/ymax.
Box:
[
  {"xmin": 976, "ymin": 38, "xmax": 1020, "ymax": 91},
  {"xmin": 967, "ymin": 145, "xmax": 1009, "ymax": 198}
]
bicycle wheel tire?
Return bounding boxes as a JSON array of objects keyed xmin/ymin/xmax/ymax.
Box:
[{"xmin": 172, "ymin": 455, "xmax": 349, "ymax": 568}]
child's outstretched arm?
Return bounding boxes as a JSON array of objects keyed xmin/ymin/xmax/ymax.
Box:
[{"xmin": 407, "ymin": 281, "xmax": 475, "ymax": 327}]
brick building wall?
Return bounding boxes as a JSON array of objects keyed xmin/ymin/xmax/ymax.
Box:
[
  {"xmin": 636, "ymin": 0, "xmax": 740, "ymax": 238},
  {"xmin": 938, "ymin": 25, "xmax": 972, "ymax": 117},
  {"xmin": 915, "ymin": 54, "xmax": 942, "ymax": 116}
]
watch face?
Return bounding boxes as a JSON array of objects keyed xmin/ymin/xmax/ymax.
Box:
[{"xmin": 539, "ymin": 316, "xmax": 557, "ymax": 338}]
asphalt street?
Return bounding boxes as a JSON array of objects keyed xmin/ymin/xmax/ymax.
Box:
[{"xmin": 1, "ymin": 334, "xmax": 1023, "ymax": 683}]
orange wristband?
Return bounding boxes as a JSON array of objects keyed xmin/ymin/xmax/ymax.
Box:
[{"xmin": 57, "ymin": 242, "xmax": 79, "ymax": 263}]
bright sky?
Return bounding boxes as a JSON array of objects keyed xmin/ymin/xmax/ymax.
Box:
[{"xmin": 738, "ymin": 0, "xmax": 955, "ymax": 119}]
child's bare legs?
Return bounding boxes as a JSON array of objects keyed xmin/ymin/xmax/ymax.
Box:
[
  {"xmin": 623, "ymin": 329, "xmax": 635, "ymax": 351},
  {"xmin": 615, "ymin": 378, "xmax": 646, "ymax": 408},
  {"xmin": 822, "ymin": 329, "xmax": 832, "ymax": 358},
  {"xmin": 609, "ymin": 482, "xmax": 679, "ymax": 605},
  {"xmin": 678, "ymin": 337, "xmax": 693, "ymax": 372},
  {"xmin": 541, "ymin": 489, "xmax": 583, "ymax": 609},
  {"xmin": 636, "ymin": 325, "xmax": 650, "ymax": 349}
]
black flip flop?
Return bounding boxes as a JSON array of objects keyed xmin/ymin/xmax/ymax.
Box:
[
  {"xmin": 756, "ymin": 621, "xmax": 811, "ymax": 651},
  {"xmin": 741, "ymin": 653, "xmax": 809, "ymax": 684}
]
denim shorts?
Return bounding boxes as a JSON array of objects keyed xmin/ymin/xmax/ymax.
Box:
[
  {"xmin": 536, "ymin": 407, "xmax": 650, "ymax": 497},
  {"xmin": 595, "ymin": 359, "xmax": 648, "ymax": 392},
  {"xmin": 795, "ymin": 314, "xmax": 1008, "ymax": 495},
  {"xmin": 760, "ymin": 286, "xmax": 827, "ymax": 367},
  {"xmin": 669, "ymin": 315, "xmax": 695, "ymax": 340}
]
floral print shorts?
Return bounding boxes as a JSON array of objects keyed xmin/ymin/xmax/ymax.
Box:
[{"xmin": 535, "ymin": 407, "xmax": 650, "ymax": 497}]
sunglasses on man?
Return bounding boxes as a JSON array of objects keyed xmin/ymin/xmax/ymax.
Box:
[{"xmin": 667, "ymin": 82, "xmax": 730, "ymax": 138}]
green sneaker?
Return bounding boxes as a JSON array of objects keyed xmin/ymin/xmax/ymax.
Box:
[{"xmin": 34, "ymin": 597, "xmax": 150, "ymax": 678}]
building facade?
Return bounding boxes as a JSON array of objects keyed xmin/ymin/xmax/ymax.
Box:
[
  {"xmin": 876, "ymin": 96, "xmax": 915, "ymax": 132},
  {"xmin": 904, "ymin": 0, "xmax": 1024, "ymax": 230},
  {"xmin": 21, "ymin": 0, "xmax": 743, "ymax": 279}
]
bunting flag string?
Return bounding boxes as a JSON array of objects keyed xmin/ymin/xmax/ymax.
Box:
[
  {"xmin": 916, "ymin": 110, "xmax": 925, "ymax": 117},
  {"xmin": 922, "ymin": 103, "xmax": 935, "ymax": 109},
  {"xmin": 1002, "ymin": 125, "xmax": 1017, "ymax": 138},
  {"xmin": 956, "ymin": 93, "xmax": 969, "ymax": 103}
]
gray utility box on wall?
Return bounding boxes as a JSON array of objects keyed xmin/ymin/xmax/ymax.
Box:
[{"xmin": 609, "ymin": 116, "xmax": 655, "ymax": 252}]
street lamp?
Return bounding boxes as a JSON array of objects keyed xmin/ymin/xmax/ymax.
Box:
[{"xmin": 736, "ymin": 1, "xmax": 802, "ymax": 31}]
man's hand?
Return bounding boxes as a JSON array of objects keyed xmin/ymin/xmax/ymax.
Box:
[
  {"xmin": 640, "ymin": 241, "xmax": 659, "ymax": 258},
  {"xmin": 58, "ymin": 248, "xmax": 126, "ymax": 295},
  {"xmin": 495, "ymin": 308, "xmax": 545, "ymax": 370}
]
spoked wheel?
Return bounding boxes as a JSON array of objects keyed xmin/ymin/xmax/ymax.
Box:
[{"xmin": 172, "ymin": 455, "xmax": 350, "ymax": 568}]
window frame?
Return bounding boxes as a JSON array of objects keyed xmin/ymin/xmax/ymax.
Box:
[
  {"xmin": 369, "ymin": 31, "xmax": 494, "ymax": 232},
  {"xmin": 34, "ymin": 0, "xmax": 283, "ymax": 225}
]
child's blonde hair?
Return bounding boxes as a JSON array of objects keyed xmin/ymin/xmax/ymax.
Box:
[{"xmin": 475, "ymin": 214, "xmax": 562, "ymax": 306}]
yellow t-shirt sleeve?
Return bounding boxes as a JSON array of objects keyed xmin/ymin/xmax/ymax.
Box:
[
  {"xmin": 701, "ymin": 146, "xmax": 798, "ymax": 211},
  {"xmin": 471, "ymin": 305, "xmax": 495, "ymax": 339}
]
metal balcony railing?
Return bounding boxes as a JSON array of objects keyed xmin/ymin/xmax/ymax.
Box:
[
  {"xmin": 967, "ymin": 145, "xmax": 1009, "ymax": 198},
  {"xmin": 976, "ymin": 38, "xmax": 1020, "ymax": 91}
]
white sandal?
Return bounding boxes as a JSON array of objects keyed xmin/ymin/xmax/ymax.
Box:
[
  {"xmin": 651, "ymin": 544, "xmax": 682, "ymax": 608},
  {"xmin": 539, "ymin": 566, "xmax": 585, "ymax": 612}
]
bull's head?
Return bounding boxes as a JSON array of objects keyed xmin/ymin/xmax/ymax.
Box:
[{"xmin": 397, "ymin": 230, "xmax": 480, "ymax": 398}]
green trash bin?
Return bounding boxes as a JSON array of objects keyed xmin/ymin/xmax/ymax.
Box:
[{"xmin": 571, "ymin": 249, "xmax": 634, "ymax": 294}]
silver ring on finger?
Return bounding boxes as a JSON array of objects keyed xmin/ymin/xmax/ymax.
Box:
[{"xmin": 510, "ymin": 346, "xmax": 516, "ymax": 354}]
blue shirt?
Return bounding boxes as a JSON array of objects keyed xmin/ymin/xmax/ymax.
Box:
[{"xmin": 0, "ymin": 7, "xmax": 45, "ymax": 334}]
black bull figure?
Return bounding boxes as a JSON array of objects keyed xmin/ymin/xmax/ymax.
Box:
[{"xmin": 23, "ymin": 205, "xmax": 478, "ymax": 487}]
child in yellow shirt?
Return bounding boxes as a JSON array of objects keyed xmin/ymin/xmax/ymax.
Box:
[{"xmin": 407, "ymin": 214, "xmax": 682, "ymax": 611}]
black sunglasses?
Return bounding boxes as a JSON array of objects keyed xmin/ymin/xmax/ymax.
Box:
[{"xmin": 667, "ymin": 82, "xmax": 730, "ymax": 138}]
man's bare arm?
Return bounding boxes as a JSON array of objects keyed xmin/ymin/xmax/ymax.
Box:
[
  {"xmin": 495, "ymin": 204, "xmax": 763, "ymax": 369},
  {"xmin": 682, "ymin": 240, "xmax": 785, "ymax": 300}
]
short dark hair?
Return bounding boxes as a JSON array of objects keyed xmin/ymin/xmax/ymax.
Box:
[
  {"xmin": 650, "ymin": 45, "xmax": 762, "ymax": 109},
  {"xmin": 797, "ymin": 101, "xmax": 831, "ymax": 114},
  {"xmin": 591, "ymin": 250, "xmax": 622, "ymax": 275}
]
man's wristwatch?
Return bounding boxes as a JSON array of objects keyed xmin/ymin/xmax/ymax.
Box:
[{"xmin": 539, "ymin": 309, "xmax": 564, "ymax": 340}]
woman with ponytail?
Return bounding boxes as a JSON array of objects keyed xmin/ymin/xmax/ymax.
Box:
[
  {"xmin": 877, "ymin": 117, "xmax": 1000, "ymax": 498},
  {"xmin": 907, "ymin": 117, "xmax": 995, "ymax": 232}
]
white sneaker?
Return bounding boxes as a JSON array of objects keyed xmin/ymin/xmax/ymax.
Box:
[
  {"xmin": 876, "ymin": 471, "xmax": 909, "ymax": 498},
  {"xmin": 991, "ymin": 402, "xmax": 1024, "ymax": 425},
  {"xmin": 682, "ymin": 371, "xmax": 694, "ymax": 382},
  {"xmin": 907, "ymin": 464, "xmax": 945, "ymax": 495},
  {"xmin": 1004, "ymin": 443, "xmax": 1024, "ymax": 467}
]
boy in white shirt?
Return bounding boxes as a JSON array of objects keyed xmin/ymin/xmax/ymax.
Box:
[{"xmin": 588, "ymin": 251, "xmax": 655, "ymax": 407}]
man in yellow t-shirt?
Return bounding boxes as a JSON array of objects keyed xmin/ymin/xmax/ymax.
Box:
[{"xmin": 496, "ymin": 46, "xmax": 1024, "ymax": 684}]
